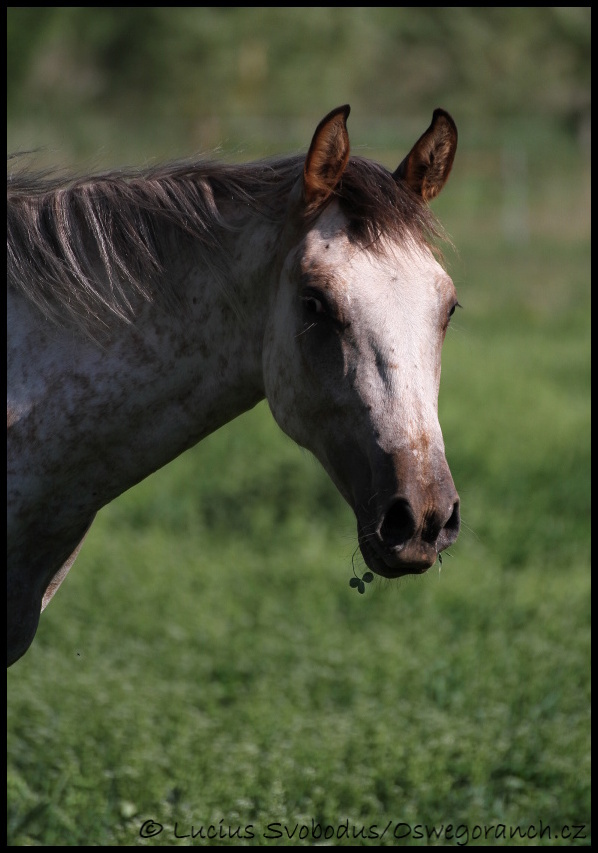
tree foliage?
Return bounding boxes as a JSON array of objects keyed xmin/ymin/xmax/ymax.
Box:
[{"xmin": 7, "ymin": 7, "xmax": 591, "ymax": 151}]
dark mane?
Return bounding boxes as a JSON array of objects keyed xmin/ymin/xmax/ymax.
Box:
[{"xmin": 7, "ymin": 152, "xmax": 444, "ymax": 338}]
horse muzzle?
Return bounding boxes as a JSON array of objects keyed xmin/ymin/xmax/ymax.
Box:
[{"xmin": 357, "ymin": 493, "xmax": 461, "ymax": 579}]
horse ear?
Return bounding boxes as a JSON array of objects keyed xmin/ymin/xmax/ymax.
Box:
[
  {"xmin": 393, "ymin": 109, "xmax": 458, "ymax": 202},
  {"xmin": 303, "ymin": 105, "xmax": 351, "ymax": 210}
]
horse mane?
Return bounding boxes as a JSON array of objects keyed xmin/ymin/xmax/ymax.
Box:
[{"xmin": 7, "ymin": 151, "xmax": 445, "ymax": 339}]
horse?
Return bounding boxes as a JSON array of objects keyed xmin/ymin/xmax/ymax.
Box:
[{"xmin": 7, "ymin": 105, "xmax": 461, "ymax": 667}]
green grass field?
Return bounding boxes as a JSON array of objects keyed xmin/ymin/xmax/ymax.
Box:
[{"xmin": 7, "ymin": 128, "xmax": 590, "ymax": 846}]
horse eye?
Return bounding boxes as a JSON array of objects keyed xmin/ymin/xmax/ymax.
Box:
[
  {"xmin": 448, "ymin": 301, "xmax": 462, "ymax": 321},
  {"xmin": 302, "ymin": 294, "xmax": 326, "ymax": 315}
]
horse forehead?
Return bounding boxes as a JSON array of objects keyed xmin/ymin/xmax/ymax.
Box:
[{"xmin": 302, "ymin": 207, "xmax": 448, "ymax": 300}]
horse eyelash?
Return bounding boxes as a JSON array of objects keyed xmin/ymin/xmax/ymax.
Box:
[{"xmin": 295, "ymin": 321, "xmax": 317, "ymax": 338}]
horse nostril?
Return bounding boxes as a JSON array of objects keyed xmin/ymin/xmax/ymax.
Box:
[
  {"xmin": 445, "ymin": 500, "xmax": 460, "ymax": 534},
  {"xmin": 379, "ymin": 499, "xmax": 415, "ymax": 549},
  {"xmin": 440, "ymin": 499, "xmax": 461, "ymax": 547},
  {"xmin": 380, "ymin": 497, "xmax": 460, "ymax": 551},
  {"xmin": 422, "ymin": 499, "xmax": 461, "ymax": 544}
]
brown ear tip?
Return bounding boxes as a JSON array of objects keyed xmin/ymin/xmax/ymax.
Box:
[
  {"xmin": 432, "ymin": 108, "xmax": 457, "ymax": 134},
  {"xmin": 329, "ymin": 104, "xmax": 351, "ymax": 121}
]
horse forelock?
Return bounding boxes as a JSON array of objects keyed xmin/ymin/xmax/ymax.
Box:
[
  {"xmin": 335, "ymin": 157, "xmax": 446, "ymax": 254},
  {"xmin": 7, "ymin": 152, "xmax": 445, "ymax": 339}
]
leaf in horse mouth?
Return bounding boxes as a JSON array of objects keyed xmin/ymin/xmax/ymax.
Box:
[{"xmin": 350, "ymin": 570, "xmax": 374, "ymax": 594}]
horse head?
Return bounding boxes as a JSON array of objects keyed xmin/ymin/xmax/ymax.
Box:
[{"xmin": 263, "ymin": 106, "xmax": 460, "ymax": 578}]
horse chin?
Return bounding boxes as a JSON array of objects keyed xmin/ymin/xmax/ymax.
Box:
[{"xmin": 358, "ymin": 537, "xmax": 437, "ymax": 580}]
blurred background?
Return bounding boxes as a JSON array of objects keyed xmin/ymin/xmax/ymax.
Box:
[{"xmin": 8, "ymin": 8, "xmax": 590, "ymax": 847}]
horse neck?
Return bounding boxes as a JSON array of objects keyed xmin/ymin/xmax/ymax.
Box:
[
  {"xmin": 9, "ymin": 210, "xmax": 282, "ymax": 518},
  {"xmin": 102, "ymin": 213, "xmax": 280, "ymax": 475}
]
